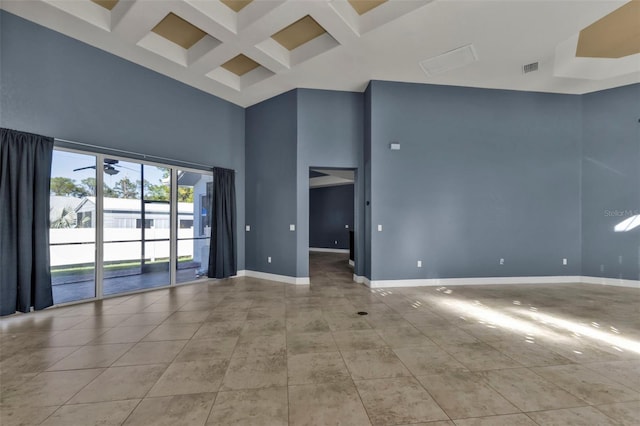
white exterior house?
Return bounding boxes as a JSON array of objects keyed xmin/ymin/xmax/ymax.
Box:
[{"xmin": 50, "ymin": 195, "xmax": 210, "ymax": 268}]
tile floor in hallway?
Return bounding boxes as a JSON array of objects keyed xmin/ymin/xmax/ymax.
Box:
[{"xmin": 1, "ymin": 252, "xmax": 639, "ymax": 425}]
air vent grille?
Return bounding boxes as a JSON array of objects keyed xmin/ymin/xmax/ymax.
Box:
[{"xmin": 523, "ymin": 62, "xmax": 539, "ymax": 74}]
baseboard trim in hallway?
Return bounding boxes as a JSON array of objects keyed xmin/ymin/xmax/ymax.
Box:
[
  {"xmin": 309, "ymin": 247, "xmax": 350, "ymax": 253},
  {"xmin": 237, "ymin": 270, "xmax": 310, "ymax": 285},
  {"xmin": 352, "ymin": 274, "xmax": 640, "ymax": 289}
]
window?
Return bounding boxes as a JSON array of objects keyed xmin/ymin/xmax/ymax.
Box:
[
  {"xmin": 136, "ymin": 219, "xmax": 154, "ymax": 229},
  {"xmin": 49, "ymin": 147, "xmax": 213, "ymax": 303},
  {"xmin": 76, "ymin": 211, "xmax": 93, "ymax": 228},
  {"xmin": 179, "ymin": 219, "xmax": 194, "ymax": 229}
]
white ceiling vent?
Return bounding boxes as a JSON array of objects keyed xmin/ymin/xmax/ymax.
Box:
[
  {"xmin": 523, "ymin": 62, "xmax": 539, "ymax": 74},
  {"xmin": 419, "ymin": 44, "xmax": 478, "ymax": 76}
]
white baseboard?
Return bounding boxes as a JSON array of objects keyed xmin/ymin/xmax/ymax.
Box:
[
  {"xmin": 309, "ymin": 247, "xmax": 349, "ymax": 254},
  {"xmin": 581, "ymin": 276, "xmax": 640, "ymax": 289},
  {"xmin": 351, "ymin": 274, "xmax": 639, "ymax": 289},
  {"xmin": 353, "ymin": 274, "xmax": 369, "ymax": 285},
  {"xmin": 363, "ymin": 276, "xmax": 581, "ymax": 288},
  {"xmin": 240, "ymin": 270, "xmax": 310, "ymax": 285}
]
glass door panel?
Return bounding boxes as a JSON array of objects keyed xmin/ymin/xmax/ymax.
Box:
[
  {"xmin": 49, "ymin": 150, "xmax": 97, "ymax": 304},
  {"xmin": 175, "ymin": 171, "xmax": 213, "ymax": 283},
  {"xmin": 141, "ymin": 164, "xmax": 171, "ymax": 286},
  {"xmin": 102, "ymin": 160, "xmax": 171, "ymax": 295}
]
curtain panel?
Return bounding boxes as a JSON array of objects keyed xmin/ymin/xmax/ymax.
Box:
[
  {"xmin": 208, "ymin": 167, "xmax": 237, "ymax": 279},
  {"xmin": 0, "ymin": 128, "xmax": 54, "ymax": 316}
]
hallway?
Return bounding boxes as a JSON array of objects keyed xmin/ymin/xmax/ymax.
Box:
[{"xmin": 308, "ymin": 251, "xmax": 353, "ymax": 284}]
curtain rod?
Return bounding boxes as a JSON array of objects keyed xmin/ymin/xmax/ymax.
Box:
[{"xmin": 54, "ymin": 137, "xmax": 214, "ymax": 171}]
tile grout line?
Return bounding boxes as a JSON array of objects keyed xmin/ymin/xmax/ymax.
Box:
[{"xmin": 376, "ymin": 297, "xmax": 456, "ymax": 424}]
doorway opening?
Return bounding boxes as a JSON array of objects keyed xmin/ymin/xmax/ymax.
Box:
[{"xmin": 308, "ymin": 168, "xmax": 355, "ymax": 280}]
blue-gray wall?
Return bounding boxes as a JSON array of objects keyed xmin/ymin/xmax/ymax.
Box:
[
  {"xmin": 582, "ymin": 84, "xmax": 640, "ymax": 281},
  {"xmin": 296, "ymin": 89, "xmax": 363, "ymax": 277},
  {"xmin": 245, "ymin": 90, "xmax": 298, "ymax": 276},
  {"xmin": 0, "ymin": 11, "xmax": 246, "ymax": 269},
  {"xmin": 245, "ymin": 89, "xmax": 363, "ymax": 278},
  {"xmin": 366, "ymin": 81, "xmax": 583, "ymax": 280},
  {"xmin": 310, "ymin": 184, "xmax": 355, "ymax": 249},
  {"xmin": 364, "ymin": 85, "xmax": 373, "ymax": 279}
]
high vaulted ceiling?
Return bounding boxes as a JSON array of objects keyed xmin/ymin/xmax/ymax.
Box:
[{"xmin": 2, "ymin": 0, "xmax": 639, "ymax": 107}]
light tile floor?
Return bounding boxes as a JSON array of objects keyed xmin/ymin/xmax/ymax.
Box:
[{"xmin": 1, "ymin": 252, "xmax": 639, "ymax": 425}]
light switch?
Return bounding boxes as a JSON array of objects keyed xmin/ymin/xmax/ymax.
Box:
[
  {"xmin": 345, "ymin": 225, "xmax": 349, "ymax": 229},
  {"xmin": 377, "ymin": 224, "xmax": 382, "ymax": 232},
  {"xmin": 289, "ymin": 224, "xmax": 295, "ymax": 231},
  {"xmin": 245, "ymin": 225, "xmax": 251, "ymax": 231}
]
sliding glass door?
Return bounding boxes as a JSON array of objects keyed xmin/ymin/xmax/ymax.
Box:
[
  {"xmin": 176, "ymin": 171, "xmax": 213, "ymax": 283},
  {"xmin": 102, "ymin": 160, "xmax": 172, "ymax": 295},
  {"xmin": 49, "ymin": 148, "xmax": 211, "ymax": 303},
  {"xmin": 49, "ymin": 150, "xmax": 97, "ymax": 304}
]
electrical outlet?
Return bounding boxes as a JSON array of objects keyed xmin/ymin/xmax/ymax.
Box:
[
  {"xmin": 562, "ymin": 258, "xmax": 567, "ymax": 265},
  {"xmin": 289, "ymin": 224, "xmax": 295, "ymax": 231},
  {"xmin": 417, "ymin": 260, "xmax": 422, "ymax": 268},
  {"xmin": 499, "ymin": 258, "xmax": 505, "ymax": 265},
  {"xmin": 268, "ymin": 257, "xmax": 272, "ymax": 263},
  {"xmin": 345, "ymin": 225, "xmax": 349, "ymax": 229},
  {"xmin": 245, "ymin": 225, "xmax": 250, "ymax": 231},
  {"xmin": 334, "ymin": 240, "xmax": 338, "ymax": 245}
]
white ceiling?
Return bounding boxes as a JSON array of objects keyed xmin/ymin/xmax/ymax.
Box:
[{"xmin": 2, "ymin": 0, "xmax": 639, "ymax": 107}]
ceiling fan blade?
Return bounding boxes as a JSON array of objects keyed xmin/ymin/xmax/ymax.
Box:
[
  {"xmin": 115, "ymin": 164, "xmax": 139, "ymax": 172},
  {"xmin": 72, "ymin": 165, "xmax": 97, "ymax": 172}
]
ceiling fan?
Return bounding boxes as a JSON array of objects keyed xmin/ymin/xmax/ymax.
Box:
[{"xmin": 73, "ymin": 158, "xmax": 121, "ymax": 175}]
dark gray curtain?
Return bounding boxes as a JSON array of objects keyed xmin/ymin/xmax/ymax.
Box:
[
  {"xmin": 0, "ymin": 129, "xmax": 54, "ymax": 316},
  {"xmin": 208, "ymin": 167, "xmax": 237, "ymax": 279}
]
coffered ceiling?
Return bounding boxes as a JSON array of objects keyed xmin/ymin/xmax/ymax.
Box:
[{"xmin": 2, "ymin": 0, "xmax": 639, "ymax": 107}]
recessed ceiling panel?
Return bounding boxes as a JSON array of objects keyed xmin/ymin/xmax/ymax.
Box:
[
  {"xmin": 91, "ymin": 0, "xmax": 119, "ymax": 11},
  {"xmin": 6, "ymin": 0, "xmax": 637, "ymax": 107},
  {"xmin": 271, "ymin": 15, "xmax": 326, "ymax": 51},
  {"xmin": 576, "ymin": 0, "xmax": 640, "ymax": 58},
  {"xmin": 222, "ymin": 54, "xmax": 261, "ymax": 76},
  {"xmin": 152, "ymin": 13, "xmax": 207, "ymax": 50},
  {"xmin": 348, "ymin": 0, "xmax": 387, "ymax": 15},
  {"xmin": 420, "ymin": 44, "xmax": 478, "ymax": 76},
  {"xmin": 220, "ymin": 0, "xmax": 253, "ymax": 13}
]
